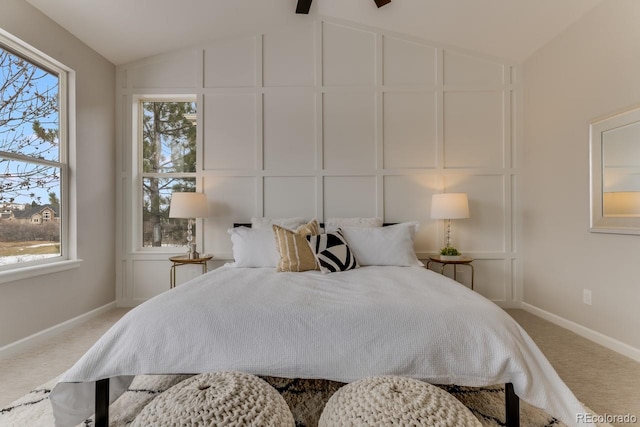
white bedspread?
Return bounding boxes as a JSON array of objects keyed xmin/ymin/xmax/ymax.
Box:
[{"xmin": 50, "ymin": 266, "xmax": 593, "ymax": 427}]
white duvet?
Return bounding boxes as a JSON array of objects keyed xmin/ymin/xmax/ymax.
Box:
[{"xmin": 51, "ymin": 266, "xmax": 593, "ymax": 427}]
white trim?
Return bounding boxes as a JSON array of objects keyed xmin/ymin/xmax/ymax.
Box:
[
  {"xmin": 131, "ymin": 95, "xmax": 198, "ymax": 253},
  {"xmin": 0, "ymin": 27, "xmax": 78, "ymax": 271},
  {"xmin": 0, "ymin": 259, "xmax": 82, "ymax": 284},
  {"xmin": 0, "ymin": 27, "xmax": 70, "ymax": 74},
  {"xmin": 521, "ymin": 302, "xmax": 640, "ymax": 363},
  {"xmin": 0, "ymin": 301, "xmax": 115, "ymax": 359},
  {"xmin": 589, "ymin": 104, "xmax": 640, "ymax": 234}
]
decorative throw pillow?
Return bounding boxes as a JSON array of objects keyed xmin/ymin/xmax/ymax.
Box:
[
  {"xmin": 273, "ymin": 219, "xmax": 320, "ymax": 272},
  {"xmin": 306, "ymin": 229, "xmax": 359, "ymax": 274}
]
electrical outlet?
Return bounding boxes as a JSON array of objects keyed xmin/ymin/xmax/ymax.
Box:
[{"xmin": 583, "ymin": 289, "xmax": 592, "ymax": 306}]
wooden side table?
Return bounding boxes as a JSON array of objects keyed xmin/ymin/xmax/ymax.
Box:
[
  {"xmin": 426, "ymin": 255, "xmax": 474, "ymax": 290},
  {"xmin": 169, "ymin": 254, "xmax": 213, "ymax": 289}
]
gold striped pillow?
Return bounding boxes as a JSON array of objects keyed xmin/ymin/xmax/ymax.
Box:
[{"xmin": 273, "ymin": 220, "xmax": 320, "ymax": 272}]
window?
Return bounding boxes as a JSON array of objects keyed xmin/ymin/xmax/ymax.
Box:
[
  {"xmin": 0, "ymin": 31, "xmax": 72, "ymax": 272},
  {"xmin": 137, "ymin": 98, "xmax": 197, "ymax": 249}
]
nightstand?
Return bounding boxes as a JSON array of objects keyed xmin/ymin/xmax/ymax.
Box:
[
  {"xmin": 426, "ymin": 255, "xmax": 474, "ymax": 290},
  {"xmin": 169, "ymin": 254, "xmax": 213, "ymax": 289}
]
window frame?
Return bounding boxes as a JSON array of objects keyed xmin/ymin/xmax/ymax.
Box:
[
  {"xmin": 0, "ymin": 28, "xmax": 79, "ymax": 283},
  {"xmin": 132, "ymin": 95, "xmax": 199, "ymax": 253}
]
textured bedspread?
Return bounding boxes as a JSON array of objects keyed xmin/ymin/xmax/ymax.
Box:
[{"xmin": 50, "ymin": 265, "xmax": 593, "ymax": 426}]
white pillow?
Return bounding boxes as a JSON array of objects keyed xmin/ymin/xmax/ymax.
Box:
[
  {"xmin": 340, "ymin": 222, "xmax": 423, "ymax": 267},
  {"xmin": 227, "ymin": 227, "xmax": 279, "ymax": 267},
  {"xmin": 251, "ymin": 216, "xmax": 308, "ymax": 230},
  {"xmin": 324, "ymin": 217, "xmax": 383, "ymax": 233}
]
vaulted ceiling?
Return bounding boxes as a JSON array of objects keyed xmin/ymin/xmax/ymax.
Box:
[{"xmin": 25, "ymin": 0, "xmax": 603, "ymax": 66}]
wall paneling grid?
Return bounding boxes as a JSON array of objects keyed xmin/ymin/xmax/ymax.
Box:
[{"xmin": 115, "ymin": 16, "xmax": 521, "ymax": 307}]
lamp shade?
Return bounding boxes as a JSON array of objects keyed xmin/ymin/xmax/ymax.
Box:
[
  {"xmin": 169, "ymin": 192, "xmax": 209, "ymax": 219},
  {"xmin": 431, "ymin": 193, "xmax": 469, "ymax": 219}
]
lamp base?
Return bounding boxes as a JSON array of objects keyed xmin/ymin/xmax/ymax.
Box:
[{"xmin": 187, "ymin": 243, "xmax": 200, "ymax": 259}]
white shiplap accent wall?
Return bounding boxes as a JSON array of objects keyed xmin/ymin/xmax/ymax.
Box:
[{"xmin": 115, "ymin": 16, "xmax": 521, "ymax": 307}]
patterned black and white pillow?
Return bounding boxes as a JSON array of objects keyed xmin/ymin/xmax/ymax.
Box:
[{"xmin": 306, "ymin": 229, "xmax": 359, "ymax": 274}]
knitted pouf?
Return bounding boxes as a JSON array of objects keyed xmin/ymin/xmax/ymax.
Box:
[
  {"xmin": 319, "ymin": 376, "xmax": 482, "ymax": 427},
  {"xmin": 131, "ymin": 371, "xmax": 295, "ymax": 426}
]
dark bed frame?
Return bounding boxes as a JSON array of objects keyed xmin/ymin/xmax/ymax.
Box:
[
  {"xmin": 233, "ymin": 222, "xmax": 396, "ymax": 228},
  {"xmin": 94, "ymin": 379, "xmax": 519, "ymax": 426},
  {"xmin": 92, "ymin": 221, "xmax": 520, "ymax": 426}
]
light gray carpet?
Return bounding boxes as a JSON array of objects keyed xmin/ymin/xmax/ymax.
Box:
[
  {"xmin": 0, "ymin": 308, "xmax": 130, "ymax": 407},
  {"xmin": 506, "ymin": 309, "xmax": 640, "ymax": 426}
]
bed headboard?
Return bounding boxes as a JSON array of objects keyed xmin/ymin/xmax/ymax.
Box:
[{"xmin": 233, "ymin": 223, "xmax": 396, "ymax": 228}]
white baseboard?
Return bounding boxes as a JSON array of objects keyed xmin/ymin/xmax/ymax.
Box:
[
  {"xmin": 0, "ymin": 301, "xmax": 116, "ymax": 359},
  {"xmin": 521, "ymin": 302, "xmax": 640, "ymax": 363}
]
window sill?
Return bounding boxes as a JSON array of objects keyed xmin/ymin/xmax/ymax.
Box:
[{"xmin": 0, "ymin": 259, "xmax": 83, "ymax": 284}]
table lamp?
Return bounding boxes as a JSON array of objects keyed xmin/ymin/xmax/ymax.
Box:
[
  {"xmin": 430, "ymin": 193, "xmax": 469, "ymax": 249},
  {"xmin": 169, "ymin": 192, "xmax": 209, "ymax": 259}
]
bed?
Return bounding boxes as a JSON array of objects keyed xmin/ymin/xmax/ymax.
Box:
[{"xmin": 49, "ymin": 220, "xmax": 593, "ymax": 427}]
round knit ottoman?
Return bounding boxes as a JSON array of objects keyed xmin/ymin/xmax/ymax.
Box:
[
  {"xmin": 131, "ymin": 371, "xmax": 295, "ymax": 426},
  {"xmin": 319, "ymin": 376, "xmax": 482, "ymax": 427}
]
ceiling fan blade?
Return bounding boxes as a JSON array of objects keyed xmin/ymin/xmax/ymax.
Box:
[
  {"xmin": 374, "ymin": 0, "xmax": 391, "ymax": 7},
  {"xmin": 296, "ymin": 0, "xmax": 312, "ymax": 14}
]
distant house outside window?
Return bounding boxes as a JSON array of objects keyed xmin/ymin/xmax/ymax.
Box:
[
  {"xmin": 0, "ymin": 30, "xmax": 71, "ymax": 271},
  {"xmin": 137, "ymin": 98, "xmax": 197, "ymax": 249}
]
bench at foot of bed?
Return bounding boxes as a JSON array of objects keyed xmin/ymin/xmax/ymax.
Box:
[{"xmin": 94, "ymin": 378, "xmax": 520, "ymax": 427}]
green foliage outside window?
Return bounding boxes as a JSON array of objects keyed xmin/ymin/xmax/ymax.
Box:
[{"xmin": 141, "ymin": 100, "xmax": 197, "ymax": 247}]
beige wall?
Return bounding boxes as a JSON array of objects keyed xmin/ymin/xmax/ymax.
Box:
[
  {"xmin": 523, "ymin": 0, "xmax": 640, "ymax": 351},
  {"xmin": 0, "ymin": 0, "xmax": 116, "ymax": 347}
]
